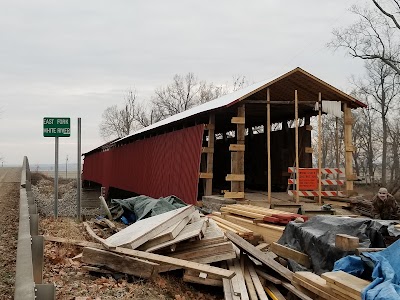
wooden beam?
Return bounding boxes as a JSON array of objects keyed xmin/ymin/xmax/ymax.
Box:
[
  {"xmin": 225, "ymin": 231, "xmax": 293, "ymax": 281},
  {"xmin": 202, "ymin": 147, "xmax": 214, "ymax": 153},
  {"xmin": 231, "ymin": 117, "xmax": 245, "ymax": 124},
  {"xmin": 335, "ymin": 234, "xmax": 359, "ymax": 251},
  {"xmin": 267, "ymin": 88, "xmax": 272, "ymax": 205},
  {"xmin": 199, "ymin": 173, "xmax": 213, "ymax": 179},
  {"xmin": 205, "ymin": 114, "xmax": 215, "ymax": 196},
  {"xmin": 269, "ymin": 242, "xmax": 311, "ymax": 268},
  {"xmin": 224, "ymin": 192, "xmax": 245, "ymax": 199},
  {"xmin": 183, "ymin": 269, "xmax": 223, "ymax": 286},
  {"xmin": 318, "ymin": 92, "xmax": 322, "ymax": 205},
  {"xmin": 229, "ymin": 144, "xmax": 245, "ymax": 151},
  {"xmin": 225, "ymin": 174, "xmax": 245, "ymax": 181},
  {"xmin": 343, "ymin": 103, "xmax": 354, "ymax": 194},
  {"xmin": 321, "ymin": 271, "xmax": 370, "ymax": 298},
  {"xmin": 305, "ymin": 125, "xmax": 313, "ymax": 131},
  {"xmin": 82, "ymin": 247, "xmax": 159, "ymax": 278}
]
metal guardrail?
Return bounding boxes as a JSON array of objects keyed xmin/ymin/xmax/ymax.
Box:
[{"xmin": 15, "ymin": 156, "xmax": 55, "ymax": 299}]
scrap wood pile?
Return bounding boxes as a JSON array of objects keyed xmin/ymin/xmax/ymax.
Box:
[
  {"xmin": 45, "ymin": 205, "xmax": 237, "ymax": 288},
  {"xmin": 42, "ymin": 204, "xmax": 380, "ymax": 299}
]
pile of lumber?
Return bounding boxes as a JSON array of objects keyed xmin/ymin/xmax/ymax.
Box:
[
  {"xmin": 45, "ymin": 205, "xmax": 238, "ymax": 284},
  {"xmin": 221, "ymin": 204, "xmax": 309, "ymax": 225}
]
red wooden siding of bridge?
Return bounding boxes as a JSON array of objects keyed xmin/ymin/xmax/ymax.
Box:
[{"xmin": 82, "ymin": 125, "xmax": 204, "ymax": 205}]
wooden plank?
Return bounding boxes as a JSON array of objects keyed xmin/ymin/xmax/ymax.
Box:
[
  {"xmin": 205, "ymin": 114, "xmax": 215, "ymax": 196},
  {"xmin": 105, "ymin": 205, "xmax": 195, "ymax": 249},
  {"xmin": 355, "ymin": 248, "xmax": 384, "ymax": 255},
  {"xmin": 142, "ymin": 219, "xmax": 207, "ymax": 252},
  {"xmin": 255, "ymin": 268, "xmax": 282, "ymax": 285},
  {"xmin": 202, "ymin": 147, "xmax": 214, "ymax": 153},
  {"xmin": 199, "ymin": 172, "xmax": 213, "ymax": 179},
  {"xmin": 231, "ymin": 116, "xmax": 245, "ymax": 124},
  {"xmin": 44, "ymin": 235, "xmax": 235, "ymax": 279},
  {"xmin": 321, "ymin": 271, "xmax": 370, "ymax": 297},
  {"xmin": 225, "ymin": 231, "xmax": 293, "ymax": 281},
  {"xmin": 140, "ymin": 215, "xmax": 191, "ymax": 249},
  {"xmin": 229, "ymin": 144, "xmax": 245, "ymax": 152},
  {"xmin": 335, "ymin": 234, "xmax": 359, "ymax": 251},
  {"xmin": 243, "ymin": 264, "xmax": 258, "ymax": 300},
  {"xmin": 247, "ymin": 261, "xmax": 268, "ymax": 299},
  {"xmin": 225, "ymin": 174, "xmax": 245, "ymax": 181},
  {"xmin": 270, "ymin": 242, "xmax": 311, "ymax": 268},
  {"xmin": 229, "ymin": 259, "xmax": 249, "ymax": 300},
  {"xmin": 281, "ymin": 282, "xmax": 314, "ymax": 300},
  {"xmin": 157, "ymin": 242, "xmax": 236, "ymax": 272},
  {"xmin": 224, "ymin": 192, "xmax": 245, "ymax": 199},
  {"xmin": 82, "ymin": 247, "xmax": 159, "ymax": 278},
  {"xmin": 183, "ymin": 269, "xmax": 223, "ymax": 286},
  {"xmin": 264, "ymin": 282, "xmax": 286, "ymax": 300}
]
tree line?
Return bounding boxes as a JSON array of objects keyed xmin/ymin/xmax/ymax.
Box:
[{"xmin": 99, "ymin": 73, "xmax": 248, "ymax": 141}]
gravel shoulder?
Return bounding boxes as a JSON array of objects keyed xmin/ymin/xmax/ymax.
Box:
[{"xmin": 0, "ymin": 168, "xmax": 20, "ymax": 299}]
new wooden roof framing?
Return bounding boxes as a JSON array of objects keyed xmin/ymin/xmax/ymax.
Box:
[{"xmin": 85, "ymin": 67, "xmax": 366, "ymax": 155}]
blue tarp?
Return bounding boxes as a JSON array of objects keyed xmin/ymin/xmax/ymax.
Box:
[{"xmin": 334, "ymin": 239, "xmax": 400, "ymax": 300}]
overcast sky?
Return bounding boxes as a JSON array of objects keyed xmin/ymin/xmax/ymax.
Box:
[{"xmin": 0, "ymin": 0, "xmax": 367, "ymax": 166}]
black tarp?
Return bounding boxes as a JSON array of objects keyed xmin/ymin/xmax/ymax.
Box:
[{"xmin": 277, "ymin": 216, "xmax": 400, "ymax": 274}]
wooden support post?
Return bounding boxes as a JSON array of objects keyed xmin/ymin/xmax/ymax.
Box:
[
  {"xmin": 267, "ymin": 88, "xmax": 271, "ymax": 205},
  {"xmin": 226, "ymin": 105, "xmax": 245, "ymax": 200},
  {"xmin": 343, "ymin": 103, "xmax": 354, "ymax": 194},
  {"xmin": 205, "ymin": 114, "xmax": 215, "ymax": 196},
  {"xmin": 295, "ymin": 90, "xmax": 299, "ymax": 203},
  {"xmin": 318, "ymin": 92, "xmax": 322, "ymax": 205},
  {"xmin": 335, "ymin": 117, "xmax": 340, "ymax": 193}
]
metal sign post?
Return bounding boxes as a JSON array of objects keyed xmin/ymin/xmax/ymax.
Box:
[
  {"xmin": 77, "ymin": 118, "xmax": 82, "ymax": 222},
  {"xmin": 54, "ymin": 136, "xmax": 59, "ymax": 217},
  {"xmin": 43, "ymin": 117, "xmax": 71, "ymax": 219}
]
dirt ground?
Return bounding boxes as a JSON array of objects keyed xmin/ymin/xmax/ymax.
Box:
[
  {"xmin": 0, "ymin": 168, "xmax": 20, "ymax": 299},
  {"xmin": 33, "ymin": 173, "xmax": 223, "ymax": 300}
]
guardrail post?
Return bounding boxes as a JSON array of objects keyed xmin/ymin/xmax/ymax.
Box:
[
  {"xmin": 35, "ymin": 284, "xmax": 55, "ymax": 299},
  {"xmin": 30, "ymin": 214, "xmax": 39, "ymax": 236},
  {"xmin": 32, "ymin": 236, "xmax": 44, "ymax": 283}
]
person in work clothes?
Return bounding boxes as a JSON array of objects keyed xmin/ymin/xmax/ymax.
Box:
[{"xmin": 371, "ymin": 187, "xmax": 400, "ymax": 220}]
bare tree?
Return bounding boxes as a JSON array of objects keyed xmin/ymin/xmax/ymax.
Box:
[
  {"xmin": 152, "ymin": 72, "xmax": 228, "ymax": 119},
  {"xmin": 330, "ymin": 3, "xmax": 400, "ymax": 75},
  {"xmin": 99, "ymin": 90, "xmax": 139, "ymax": 141}
]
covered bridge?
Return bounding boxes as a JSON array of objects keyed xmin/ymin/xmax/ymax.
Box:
[{"xmin": 82, "ymin": 67, "xmax": 366, "ymax": 205}]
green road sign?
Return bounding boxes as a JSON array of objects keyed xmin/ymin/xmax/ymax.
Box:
[{"xmin": 43, "ymin": 117, "xmax": 71, "ymax": 137}]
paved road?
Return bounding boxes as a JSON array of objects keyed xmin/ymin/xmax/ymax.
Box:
[
  {"xmin": 0, "ymin": 167, "xmax": 21, "ymax": 299},
  {"xmin": 0, "ymin": 167, "xmax": 21, "ymax": 183}
]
